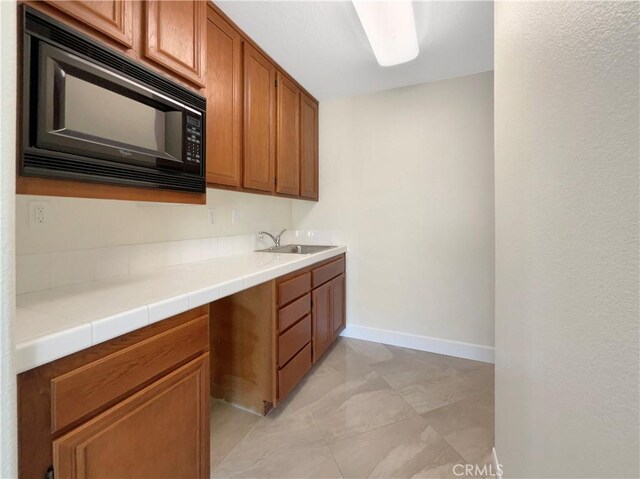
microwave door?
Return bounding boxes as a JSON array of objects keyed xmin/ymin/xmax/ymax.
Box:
[{"xmin": 35, "ymin": 42, "xmax": 193, "ymax": 170}]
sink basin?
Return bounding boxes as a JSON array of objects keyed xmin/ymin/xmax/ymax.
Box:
[{"xmin": 256, "ymin": 244, "xmax": 336, "ymax": 254}]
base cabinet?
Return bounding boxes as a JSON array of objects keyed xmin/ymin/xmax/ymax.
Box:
[
  {"xmin": 312, "ymin": 281, "xmax": 333, "ymax": 362},
  {"xmin": 331, "ymin": 273, "xmax": 346, "ymax": 335},
  {"xmin": 53, "ymin": 355, "xmax": 209, "ymax": 479},
  {"xmin": 210, "ymin": 254, "xmax": 346, "ymax": 414},
  {"xmin": 18, "ymin": 307, "xmax": 210, "ymax": 479}
]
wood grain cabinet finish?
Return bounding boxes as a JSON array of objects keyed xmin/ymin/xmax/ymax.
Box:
[
  {"xmin": 204, "ymin": 3, "xmax": 319, "ymax": 201},
  {"xmin": 210, "ymin": 254, "xmax": 346, "ymax": 414},
  {"xmin": 42, "ymin": 0, "xmax": 134, "ymax": 48},
  {"xmin": 205, "ymin": 8, "xmax": 243, "ymax": 187},
  {"xmin": 145, "ymin": 0, "xmax": 207, "ymax": 87},
  {"xmin": 243, "ymin": 43, "xmax": 276, "ymax": 192},
  {"xmin": 19, "ymin": 0, "xmax": 208, "ymax": 204},
  {"xmin": 53, "ymin": 354, "xmax": 209, "ymax": 479},
  {"xmin": 278, "ymin": 342, "xmax": 312, "ymax": 400},
  {"xmin": 300, "ymin": 92, "xmax": 319, "ymax": 200},
  {"xmin": 275, "ymin": 72, "xmax": 301, "ymax": 196},
  {"xmin": 312, "ymin": 257, "xmax": 345, "ymax": 288},
  {"xmin": 278, "ymin": 293, "xmax": 311, "ymax": 332},
  {"xmin": 50, "ymin": 315, "xmax": 209, "ymax": 433},
  {"xmin": 18, "ymin": 306, "xmax": 210, "ymax": 479},
  {"xmin": 331, "ymin": 273, "xmax": 346, "ymax": 335},
  {"xmin": 278, "ymin": 272, "xmax": 311, "ymax": 307},
  {"xmin": 278, "ymin": 315, "xmax": 311, "ymax": 367},
  {"xmin": 312, "ymin": 281, "xmax": 333, "ymax": 362}
]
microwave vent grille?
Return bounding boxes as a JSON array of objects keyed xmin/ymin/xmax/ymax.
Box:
[
  {"xmin": 24, "ymin": 7, "xmax": 206, "ymax": 111},
  {"xmin": 23, "ymin": 152, "xmax": 205, "ymax": 193}
]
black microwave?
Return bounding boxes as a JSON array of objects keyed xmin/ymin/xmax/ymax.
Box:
[{"xmin": 20, "ymin": 7, "xmax": 206, "ymax": 194}]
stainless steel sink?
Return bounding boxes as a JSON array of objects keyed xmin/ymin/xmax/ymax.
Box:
[{"xmin": 256, "ymin": 244, "xmax": 336, "ymax": 254}]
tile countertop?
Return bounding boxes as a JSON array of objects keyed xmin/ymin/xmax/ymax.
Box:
[{"xmin": 15, "ymin": 246, "xmax": 347, "ymax": 374}]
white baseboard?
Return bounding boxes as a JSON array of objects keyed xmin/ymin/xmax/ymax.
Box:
[{"xmin": 340, "ymin": 324, "xmax": 495, "ymax": 364}]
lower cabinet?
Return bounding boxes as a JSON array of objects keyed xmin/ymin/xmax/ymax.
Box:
[
  {"xmin": 331, "ymin": 273, "xmax": 346, "ymax": 335},
  {"xmin": 312, "ymin": 272, "xmax": 346, "ymax": 362},
  {"xmin": 18, "ymin": 307, "xmax": 210, "ymax": 479},
  {"xmin": 210, "ymin": 254, "xmax": 346, "ymax": 414},
  {"xmin": 312, "ymin": 281, "xmax": 333, "ymax": 362},
  {"xmin": 53, "ymin": 355, "xmax": 209, "ymax": 479}
]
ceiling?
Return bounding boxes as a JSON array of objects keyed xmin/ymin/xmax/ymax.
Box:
[{"xmin": 215, "ymin": 1, "xmax": 494, "ymax": 101}]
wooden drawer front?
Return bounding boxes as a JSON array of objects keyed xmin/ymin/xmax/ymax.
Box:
[
  {"xmin": 278, "ymin": 272, "xmax": 310, "ymax": 306},
  {"xmin": 278, "ymin": 293, "xmax": 311, "ymax": 332},
  {"xmin": 53, "ymin": 354, "xmax": 209, "ymax": 479},
  {"xmin": 51, "ymin": 315, "xmax": 209, "ymax": 433},
  {"xmin": 278, "ymin": 342, "xmax": 311, "ymax": 400},
  {"xmin": 278, "ymin": 315, "xmax": 311, "ymax": 368},
  {"xmin": 312, "ymin": 257, "xmax": 345, "ymax": 288}
]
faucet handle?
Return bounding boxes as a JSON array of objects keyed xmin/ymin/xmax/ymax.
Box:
[{"xmin": 277, "ymin": 229, "xmax": 287, "ymax": 239}]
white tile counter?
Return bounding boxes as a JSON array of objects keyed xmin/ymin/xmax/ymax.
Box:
[{"xmin": 15, "ymin": 246, "xmax": 347, "ymax": 373}]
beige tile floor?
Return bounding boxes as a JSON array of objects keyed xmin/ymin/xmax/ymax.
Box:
[{"xmin": 210, "ymin": 337, "xmax": 495, "ymax": 479}]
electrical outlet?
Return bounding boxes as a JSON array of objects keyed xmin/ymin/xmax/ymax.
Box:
[
  {"xmin": 29, "ymin": 201, "xmax": 47, "ymax": 228},
  {"xmin": 231, "ymin": 209, "xmax": 240, "ymax": 224},
  {"xmin": 208, "ymin": 208, "xmax": 216, "ymax": 224}
]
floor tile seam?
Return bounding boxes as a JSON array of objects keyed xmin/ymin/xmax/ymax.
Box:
[
  {"xmin": 211, "ymin": 411, "xmax": 264, "ymax": 472},
  {"xmin": 440, "ymin": 431, "xmax": 494, "ymax": 467},
  {"xmin": 319, "ymin": 406, "xmax": 425, "ymax": 448}
]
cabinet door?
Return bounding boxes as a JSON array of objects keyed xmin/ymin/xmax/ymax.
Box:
[
  {"xmin": 206, "ymin": 9, "xmax": 242, "ymax": 187},
  {"xmin": 275, "ymin": 72, "xmax": 300, "ymax": 196},
  {"xmin": 300, "ymin": 93, "xmax": 319, "ymax": 200},
  {"xmin": 312, "ymin": 282, "xmax": 332, "ymax": 362},
  {"xmin": 145, "ymin": 0, "xmax": 206, "ymax": 87},
  {"xmin": 44, "ymin": 0, "xmax": 134, "ymax": 48},
  {"xmin": 243, "ymin": 44, "xmax": 276, "ymax": 192},
  {"xmin": 331, "ymin": 273, "xmax": 346, "ymax": 336},
  {"xmin": 53, "ymin": 354, "xmax": 209, "ymax": 479}
]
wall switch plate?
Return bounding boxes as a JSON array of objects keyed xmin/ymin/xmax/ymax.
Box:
[
  {"xmin": 29, "ymin": 201, "xmax": 47, "ymax": 228},
  {"xmin": 231, "ymin": 209, "xmax": 240, "ymax": 224},
  {"xmin": 208, "ymin": 208, "xmax": 216, "ymax": 224}
]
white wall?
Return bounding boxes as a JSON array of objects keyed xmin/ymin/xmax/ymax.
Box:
[
  {"xmin": 17, "ymin": 189, "xmax": 293, "ymax": 256},
  {"xmin": 294, "ymin": 72, "xmax": 495, "ymax": 354},
  {"xmin": 495, "ymin": 2, "xmax": 639, "ymax": 477},
  {"xmin": 0, "ymin": 0, "xmax": 18, "ymax": 476}
]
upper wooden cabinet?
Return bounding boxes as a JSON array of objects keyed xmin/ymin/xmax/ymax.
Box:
[
  {"xmin": 205, "ymin": 8, "xmax": 243, "ymax": 187},
  {"xmin": 35, "ymin": 0, "xmax": 206, "ymax": 90},
  {"xmin": 300, "ymin": 92, "xmax": 319, "ymax": 200},
  {"xmin": 145, "ymin": 0, "xmax": 207, "ymax": 87},
  {"xmin": 43, "ymin": 0, "xmax": 134, "ymax": 48},
  {"xmin": 276, "ymin": 72, "xmax": 301, "ymax": 196},
  {"xmin": 204, "ymin": 3, "xmax": 319, "ymax": 201},
  {"xmin": 243, "ymin": 43, "xmax": 276, "ymax": 192}
]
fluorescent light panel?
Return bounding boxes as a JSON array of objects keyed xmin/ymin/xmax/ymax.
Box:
[{"xmin": 353, "ymin": 1, "xmax": 419, "ymax": 67}]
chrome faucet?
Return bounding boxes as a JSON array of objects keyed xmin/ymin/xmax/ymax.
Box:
[{"xmin": 258, "ymin": 229, "xmax": 286, "ymax": 247}]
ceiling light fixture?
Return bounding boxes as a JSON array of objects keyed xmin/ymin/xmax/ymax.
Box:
[{"xmin": 352, "ymin": 0, "xmax": 419, "ymax": 67}]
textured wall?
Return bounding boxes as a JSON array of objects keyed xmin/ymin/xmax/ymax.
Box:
[
  {"xmin": 0, "ymin": 0, "xmax": 18, "ymax": 476},
  {"xmin": 495, "ymin": 2, "xmax": 639, "ymax": 477},
  {"xmin": 294, "ymin": 72, "xmax": 495, "ymax": 349}
]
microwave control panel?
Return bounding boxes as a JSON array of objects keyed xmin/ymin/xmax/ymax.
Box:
[{"xmin": 185, "ymin": 116, "xmax": 202, "ymax": 168}]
